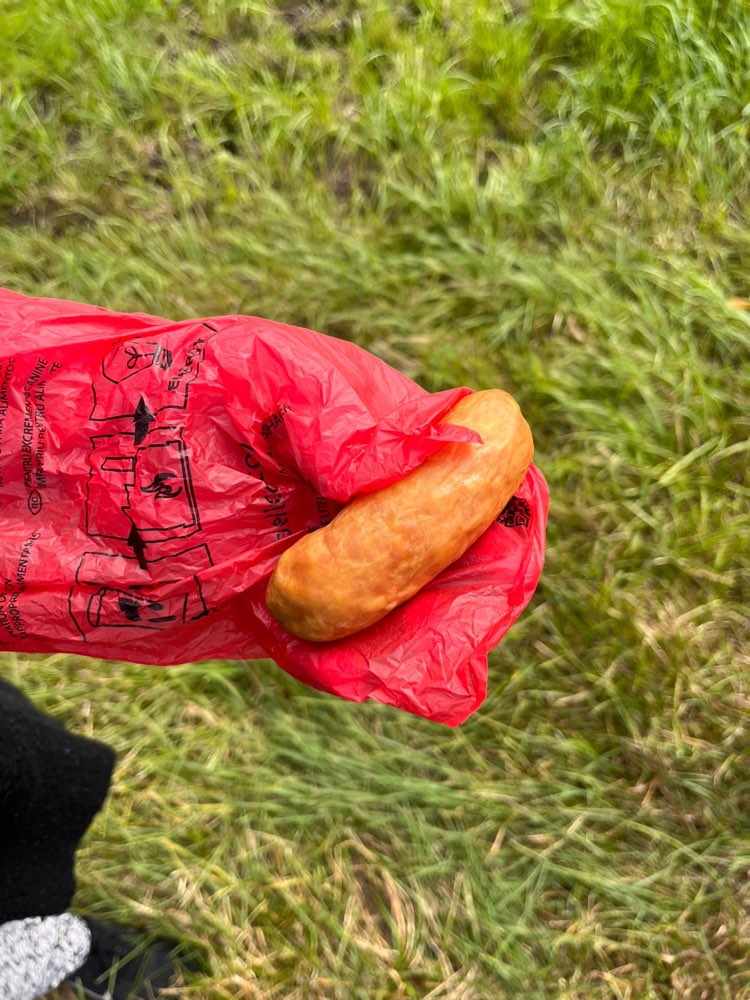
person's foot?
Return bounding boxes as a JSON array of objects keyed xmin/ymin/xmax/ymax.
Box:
[{"xmin": 65, "ymin": 918, "xmax": 187, "ymax": 1000}]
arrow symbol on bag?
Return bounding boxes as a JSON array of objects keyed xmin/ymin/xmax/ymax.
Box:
[
  {"xmin": 127, "ymin": 522, "xmax": 148, "ymax": 570},
  {"xmin": 133, "ymin": 397, "xmax": 155, "ymax": 444}
]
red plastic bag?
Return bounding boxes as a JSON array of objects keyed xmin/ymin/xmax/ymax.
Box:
[{"xmin": 0, "ymin": 288, "xmax": 548, "ymax": 725}]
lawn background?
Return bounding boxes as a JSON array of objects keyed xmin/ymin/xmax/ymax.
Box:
[{"xmin": 0, "ymin": 0, "xmax": 748, "ymax": 997}]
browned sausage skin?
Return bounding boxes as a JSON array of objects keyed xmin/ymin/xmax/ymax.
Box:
[{"xmin": 266, "ymin": 389, "xmax": 534, "ymax": 641}]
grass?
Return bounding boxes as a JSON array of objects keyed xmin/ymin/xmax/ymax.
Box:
[{"xmin": 0, "ymin": 0, "xmax": 749, "ymax": 996}]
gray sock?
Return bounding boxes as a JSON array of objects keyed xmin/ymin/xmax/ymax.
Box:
[{"xmin": 0, "ymin": 914, "xmax": 91, "ymax": 1000}]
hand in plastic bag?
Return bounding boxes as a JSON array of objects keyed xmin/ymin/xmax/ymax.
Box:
[{"xmin": 0, "ymin": 288, "xmax": 547, "ymax": 725}]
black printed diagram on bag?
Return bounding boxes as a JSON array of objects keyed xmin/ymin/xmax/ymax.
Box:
[{"xmin": 70, "ymin": 327, "xmax": 216, "ymax": 639}]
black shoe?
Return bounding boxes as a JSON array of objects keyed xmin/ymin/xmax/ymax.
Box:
[{"xmin": 66, "ymin": 917, "xmax": 186, "ymax": 1000}]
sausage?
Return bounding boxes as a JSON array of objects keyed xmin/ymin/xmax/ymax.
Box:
[{"xmin": 265, "ymin": 389, "xmax": 534, "ymax": 641}]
